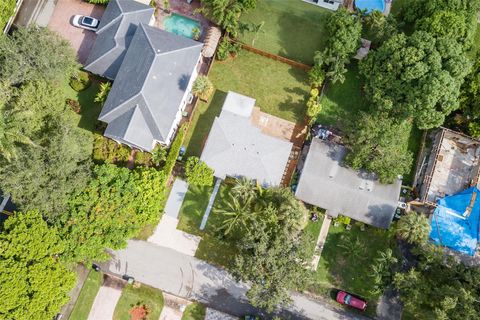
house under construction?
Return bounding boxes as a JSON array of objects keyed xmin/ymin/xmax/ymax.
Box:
[{"xmin": 419, "ymin": 128, "xmax": 480, "ymax": 207}]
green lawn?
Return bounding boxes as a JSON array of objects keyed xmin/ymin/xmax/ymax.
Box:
[
  {"xmin": 309, "ymin": 224, "xmax": 396, "ymax": 316},
  {"xmin": 113, "ymin": 284, "xmax": 164, "ymax": 320},
  {"xmin": 237, "ymin": 0, "xmax": 331, "ymax": 64},
  {"xmin": 303, "ymin": 217, "xmax": 324, "ymax": 257},
  {"xmin": 177, "ymin": 182, "xmax": 238, "ymax": 268},
  {"xmin": 184, "ymin": 50, "xmax": 309, "ymax": 157},
  {"xmin": 181, "ymin": 302, "xmax": 206, "ymax": 320},
  {"xmin": 317, "ymin": 63, "xmax": 367, "ymax": 130},
  {"xmin": 69, "ymin": 271, "xmax": 103, "ymax": 320}
]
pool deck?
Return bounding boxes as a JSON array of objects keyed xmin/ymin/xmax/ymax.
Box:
[{"xmin": 152, "ymin": 0, "xmax": 213, "ymax": 42}]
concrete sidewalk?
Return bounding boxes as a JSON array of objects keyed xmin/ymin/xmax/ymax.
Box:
[{"xmin": 87, "ymin": 275, "xmax": 125, "ymax": 320}]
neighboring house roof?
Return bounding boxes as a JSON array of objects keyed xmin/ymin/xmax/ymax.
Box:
[
  {"xmin": 99, "ymin": 23, "xmax": 202, "ymax": 151},
  {"xmin": 84, "ymin": 0, "xmax": 154, "ymax": 79},
  {"xmin": 200, "ymin": 91, "xmax": 293, "ymax": 186},
  {"xmin": 295, "ymin": 138, "xmax": 402, "ymax": 229}
]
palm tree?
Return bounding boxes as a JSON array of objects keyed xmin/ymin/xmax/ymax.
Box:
[
  {"xmin": 192, "ymin": 76, "xmax": 213, "ymax": 101},
  {"xmin": 218, "ymin": 195, "xmax": 256, "ymax": 235},
  {"xmin": 0, "ymin": 109, "xmax": 34, "ymax": 162},
  {"xmin": 396, "ymin": 212, "xmax": 431, "ymax": 245},
  {"xmin": 232, "ymin": 177, "xmax": 257, "ymax": 203},
  {"xmin": 337, "ymin": 236, "xmax": 366, "ymax": 260}
]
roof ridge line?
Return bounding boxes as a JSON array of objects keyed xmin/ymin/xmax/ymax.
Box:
[{"xmin": 99, "ymin": 93, "xmax": 142, "ymax": 121}]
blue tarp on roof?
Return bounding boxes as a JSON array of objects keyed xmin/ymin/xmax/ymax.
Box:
[{"xmin": 430, "ymin": 187, "xmax": 480, "ymax": 256}]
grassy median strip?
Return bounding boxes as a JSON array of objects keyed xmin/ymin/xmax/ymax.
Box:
[{"xmin": 69, "ymin": 270, "xmax": 103, "ymax": 320}]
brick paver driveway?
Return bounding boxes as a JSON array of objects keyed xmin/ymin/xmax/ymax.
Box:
[{"xmin": 48, "ymin": 0, "xmax": 105, "ymax": 64}]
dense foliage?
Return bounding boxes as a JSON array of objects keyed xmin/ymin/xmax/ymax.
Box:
[
  {"xmin": 0, "ymin": 27, "xmax": 78, "ymax": 85},
  {"xmin": 59, "ymin": 164, "xmax": 167, "ymax": 263},
  {"xmin": 185, "ymin": 156, "xmax": 214, "ymax": 186},
  {"xmin": 345, "ymin": 113, "xmax": 413, "ymax": 183},
  {"xmin": 199, "ymin": 0, "xmax": 257, "ymax": 35},
  {"xmin": 87, "ymin": 0, "xmax": 110, "ymax": 4},
  {"xmin": 311, "ymin": 8, "xmax": 361, "ymax": 84},
  {"xmin": 359, "ymin": 31, "xmax": 470, "ymax": 130},
  {"xmin": 395, "ymin": 212, "xmax": 431, "ymax": 245},
  {"xmin": 0, "ymin": 211, "xmax": 76, "ymax": 320},
  {"xmin": 394, "ymin": 244, "xmax": 480, "ymax": 319},
  {"xmin": 0, "ymin": 0, "xmax": 16, "ymax": 32},
  {"xmin": 162, "ymin": 124, "xmax": 186, "ymax": 183},
  {"xmin": 0, "ymin": 80, "xmax": 93, "ymax": 219},
  {"xmin": 218, "ymin": 179, "xmax": 310, "ymax": 311}
]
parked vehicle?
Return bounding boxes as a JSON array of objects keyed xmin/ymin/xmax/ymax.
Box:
[
  {"xmin": 336, "ymin": 290, "xmax": 367, "ymax": 311},
  {"xmin": 72, "ymin": 15, "xmax": 99, "ymax": 31}
]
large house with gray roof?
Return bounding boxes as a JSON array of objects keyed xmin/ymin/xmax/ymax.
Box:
[
  {"xmin": 295, "ymin": 138, "xmax": 402, "ymax": 229},
  {"xmin": 200, "ymin": 91, "xmax": 293, "ymax": 186},
  {"xmin": 84, "ymin": 0, "xmax": 155, "ymax": 79},
  {"xmin": 99, "ymin": 23, "xmax": 202, "ymax": 150}
]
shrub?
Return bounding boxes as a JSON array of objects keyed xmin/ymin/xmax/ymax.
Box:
[
  {"xmin": 192, "ymin": 26, "xmax": 201, "ymax": 40},
  {"xmin": 69, "ymin": 70, "xmax": 91, "ymax": 92},
  {"xmin": 306, "ymin": 89, "xmax": 321, "ymax": 120},
  {"xmin": 162, "ymin": 125, "xmax": 186, "ymax": 184},
  {"xmin": 0, "ymin": 0, "xmax": 16, "ymax": 32},
  {"xmin": 192, "ymin": 75, "xmax": 213, "ymax": 101},
  {"xmin": 308, "ymin": 64, "xmax": 325, "ymax": 88},
  {"xmin": 92, "ymin": 133, "xmax": 131, "ymax": 164},
  {"xmin": 94, "ymin": 81, "xmax": 111, "ymax": 105},
  {"xmin": 66, "ymin": 98, "xmax": 81, "ymax": 113},
  {"xmin": 216, "ymin": 38, "xmax": 240, "ymax": 61},
  {"xmin": 185, "ymin": 156, "xmax": 214, "ymax": 186},
  {"xmin": 151, "ymin": 144, "xmax": 167, "ymax": 166}
]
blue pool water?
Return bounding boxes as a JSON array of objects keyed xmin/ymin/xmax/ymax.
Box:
[
  {"xmin": 164, "ymin": 13, "xmax": 201, "ymax": 39},
  {"xmin": 355, "ymin": 0, "xmax": 385, "ymax": 13}
]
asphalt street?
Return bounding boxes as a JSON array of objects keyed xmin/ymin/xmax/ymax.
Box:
[{"xmin": 105, "ymin": 240, "xmax": 369, "ymax": 320}]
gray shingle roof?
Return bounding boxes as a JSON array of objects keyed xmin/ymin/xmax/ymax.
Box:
[
  {"xmin": 295, "ymin": 138, "xmax": 402, "ymax": 229},
  {"xmin": 99, "ymin": 24, "xmax": 202, "ymax": 151},
  {"xmin": 200, "ymin": 92, "xmax": 293, "ymax": 186},
  {"xmin": 84, "ymin": 0, "xmax": 154, "ymax": 79}
]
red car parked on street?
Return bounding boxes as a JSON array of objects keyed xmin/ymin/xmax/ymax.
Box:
[{"xmin": 336, "ymin": 291, "xmax": 367, "ymax": 311}]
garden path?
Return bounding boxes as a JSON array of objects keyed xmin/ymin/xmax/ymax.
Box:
[
  {"xmin": 200, "ymin": 178, "xmax": 222, "ymax": 230},
  {"xmin": 310, "ymin": 214, "xmax": 332, "ymax": 270}
]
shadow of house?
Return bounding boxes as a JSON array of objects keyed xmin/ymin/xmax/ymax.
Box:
[{"xmin": 295, "ymin": 137, "xmax": 402, "ymax": 229}]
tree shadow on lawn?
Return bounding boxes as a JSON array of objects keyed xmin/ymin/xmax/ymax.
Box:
[
  {"xmin": 185, "ymin": 90, "xmax": 227, "ymax": 157},
  {"xmin": 77, "ymin": 81, "xmax": 103, "ymax": 133},
  {"xmin": 276, "ymin": 8, "xmax": 330, "ymax": 65}
]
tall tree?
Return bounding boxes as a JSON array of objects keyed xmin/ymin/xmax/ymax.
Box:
[
  {"xmin": 59, "ymin": 164, "xmax": 167, "ymax": 263},
  {"xmin": 0, "ymin": 81, "xmax": 93, "ymax": 218},
  {"xmin": 360, "ymin": 31, "xmax": 471, "ymax": 129},
  {"xmin": 394, "ymin": 244, "xmax": 480, "ymax": 319},
  {"xmin": 313, "ymin": 8, "xmax": 361, "ymax": 84},
  {"xmin": 345, "ymin": 113, "xmax": 413, "ymax": 183},
  {"xmin": 199, "ymin": 0, "xmax": 257, "ymax": 35},
  {"xmin": 396, "ymin": 212, "xmax": 431, "ymax": 245},
  {"xmin": 232, "ymin": 220, "xmax": 311, "ymax": 312},
  {"xmin": 0, "ymin": 211, "xmax": 76, "ymax": 320},
  {"xmin": 0, "ymin": 26, "xmax": 78, "ymax": 85}
]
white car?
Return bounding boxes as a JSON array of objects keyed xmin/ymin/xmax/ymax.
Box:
[{"xmin": 72, "ymin": 15, "xmax": 99, "ymax": 31}]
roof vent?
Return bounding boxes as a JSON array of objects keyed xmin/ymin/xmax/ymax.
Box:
[{"xmin": 157, "ymin": 49, "xmax": 161, "ymax": 53}]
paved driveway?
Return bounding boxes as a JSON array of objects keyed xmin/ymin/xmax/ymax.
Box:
[
  {"xmin": 48, "ymin": 0, "xmax": 105, "ymax": 63},
  {"xmin": 87, "ymin": 275, "xmax": 124, "ymax": 320}
]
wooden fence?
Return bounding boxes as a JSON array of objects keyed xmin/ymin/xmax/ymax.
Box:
[{"xmin": 229, "ymin": 38, "xmax": 312, "ymax": 71}]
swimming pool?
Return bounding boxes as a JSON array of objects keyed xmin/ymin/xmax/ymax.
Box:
[
  {"xmin": 164, "ymin": 13, "xmax": 201, "ymax": 39},
  {"xmin": 355, "ymin": 0, "xmax": 385, "ymax": 13}
]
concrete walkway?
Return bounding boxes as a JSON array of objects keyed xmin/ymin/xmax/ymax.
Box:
[
  {"xmin": 310, "ymin": 215, "xmax": 332, "ymax": 270},
  {"xmin": 87, "ymin": 275, "xmax": 124, "ymax": 320},
  {"xmin": 164, "ymin": 179, "xmax": 189, "ymax": 219},
  {"xmin": 200, "ymin": 178, "xmax": 222, "ymax": 230},
  {"xmin": 159, "ymin": 292, "xmax": 190, "ymax": 320}
]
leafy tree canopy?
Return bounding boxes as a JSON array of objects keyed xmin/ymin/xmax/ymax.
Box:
[
  {"xmin": 0, "ymin": 81, "xmax": 92, "ymax": 219},
  {"xmin": 395, "ymin": 212, "xmax": 431, "ymax": 245},
  {"xmin": 394, "ymin": 244, "xmax": 480, "ymax": 320},
  {"xmin": 185, "ymin": 156, "xmax": 214, "ymax": 186},
  {"xmin": 345, "ymin": 113, "xmax": 413, "ymax": 183},
  {"xmin": 59, "ymin": 164, "xmax": 167, "ymax": 263},
  {"xmin": 0, "ymin": 0, "xmax": 16, "ymax": 32},
  {"xmin": 0, "ymin": 26, "xmax": 78, "ymax": 85},
  {"xmin": 199, "ymin": 0, "xmax": 257, "ymax": 35},
  {"xmin": 360, "ymin": 31, "xmax": 471, "ymax": 129},
  {"xmin": 0, "ymin": 211, "xmax": 76, "ymax": 320}
]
